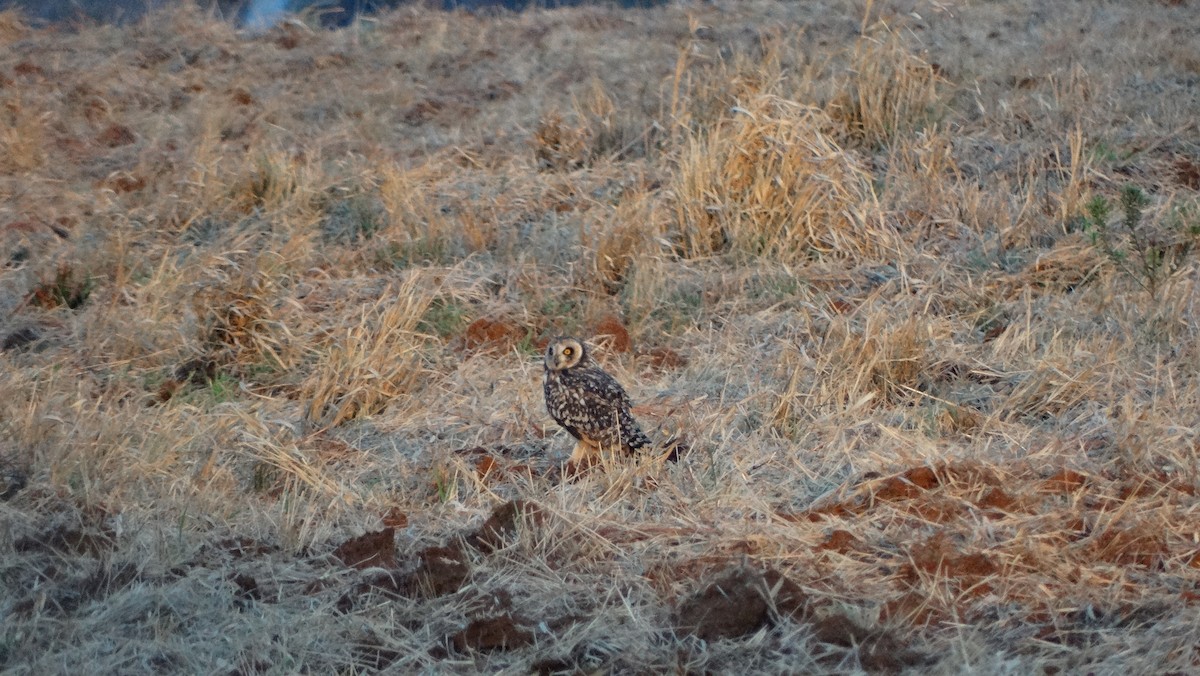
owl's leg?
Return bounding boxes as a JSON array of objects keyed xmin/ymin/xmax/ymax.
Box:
[
  {"xmin": 561, "ymin": 438, "xmax": 600, "ymax": 481},
  {"xmin": 568, "ymin": 438, "xmax": 599, "ymax": 463}
]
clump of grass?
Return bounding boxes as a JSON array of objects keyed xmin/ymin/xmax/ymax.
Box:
[
  {"xmin": 532, "ymin": 110, "xmax": 589, "ymax": 172},
  {"xmin": 585, "ymin": 190, "xmax": 663, "ymax": 294},
  {"xmin": 571, "ymin": 78, "xmax": 659, "ymax": 162},
  {"xmin": 321, "ymin": 193, "xmax": 387, "ymax": 244},
  {"xmin": 829, "ymin": 24, "xmax": 944, "ymax": 147},
  {"xmin": 0, "ymin": 95, "xmax": 48, "ymax": 171},
  {"xmin": 378, "ymin": 164, "xmax": 483, "ymax": 265},
  {"xmin": 1081, "ymin": 185, "xmax": 1200, "ymax": 301},
  {"xmin": 234, "ymin": 152, "xmax": 300, "ymax": 213},
  {"xmin": 622, "ymin": 259, "xmax": 706, "ymax": 334},
  {"xmin": 299, "ymin": 276, "xmax": 432, "ymax": 427},
  {"xmin": 418, "ymin": 295, "xmax": 470, "ymax": 339},
  {"xmin": 192, "ymin": 267, "xmax": 291, "ymax": 375},
  {"xmin": 671, "ymin": 94, "xmax": 890, "ymax": 263}
]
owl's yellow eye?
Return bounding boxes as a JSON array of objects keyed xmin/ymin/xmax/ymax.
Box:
[{"xmin": 563, "ymin": 347, "xmax": 573, "ymax": 356}]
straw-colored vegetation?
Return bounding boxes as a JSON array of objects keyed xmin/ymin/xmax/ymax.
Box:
[{"xmin": 2, "ymin": 1, "xmax": 1200, "ymax": 672}]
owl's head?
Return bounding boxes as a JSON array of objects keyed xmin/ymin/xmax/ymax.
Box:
[{"xmin": 545, "ymin": 336, "xmax": 588, "ymax": 371}]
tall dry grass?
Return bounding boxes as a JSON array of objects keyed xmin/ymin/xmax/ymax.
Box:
[{"xmin": 672, "ymin": 95, "xmax": 890, "ymax": 262}]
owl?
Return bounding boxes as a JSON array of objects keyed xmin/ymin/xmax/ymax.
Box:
[{"xmin": 543, "ymin": 336, "xmax": 653, "ymax": 464}]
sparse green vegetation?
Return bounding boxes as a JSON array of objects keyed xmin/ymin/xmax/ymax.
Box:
[
  {"xmin": 2, "ymin": 2, "xmax": 1200, "ymax": 674},
  {"xmin": 1083, "ymin": 184, "xmax": 1200, "ymax": 301}
]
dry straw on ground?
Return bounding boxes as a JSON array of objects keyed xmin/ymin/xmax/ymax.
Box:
[{"xmin": 2, "ymin": 0, "xmax": 1200, "ymax": 673}]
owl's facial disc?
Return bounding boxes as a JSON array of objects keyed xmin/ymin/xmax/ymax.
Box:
[{"xmin": 545, "ymin": 338, "xmax": 583, "ymax": 370}]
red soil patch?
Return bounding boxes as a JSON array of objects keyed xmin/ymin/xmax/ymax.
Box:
[
  {"xmin": 1089, "ymin": 527, "xmax": 1168, "ymax": 568},
  {"xmin": 908, "ymin": 495, "xmax": 966, "ymax": 523},
  {"xmin": 901, "ymin": 532, "xmax": 997, "ymax": 593},
  {"xmin": 476, "ymin": 455, "xmax": 498, "ymax": 478},
  {"xmin": 1041, "ymin": 469, "xmax": 1089, "ymax": 494},
  {"xmin": 338, "ymin": 545, "xmax": 472, "ymax": 614},
  {"xmin": 879, "ymin": 590, "xmax": 943, "ymax": 626},
  {"xmin": 875, "ymin": 466, "xmax": 940, "ymax": 500},
  {"xmin": 762, "ymin": 566, "xmax": 813, "ymax": 621},
  {"xmin": 13, "ymin": 61, "xmax": 44, "ymax": 77},
  {"xmin": 675, "ymin": 564, "xmax": 811, "ymax": 640},
  {"xmin": 14, "ymin": 523, "xmax": 115, "ymax": 557},
  {"xmin": 450, "ymin": 613, "xmax": 535, "ymax": 653},
  {"xmin": 592, "ymin": 314, "xmax": 632, "ymax": 352},
  {"xmin": 818, "ymin": 529, "xmax": 862, "ymax": 554},
  {"xmin": 810, "ymin": 613, "xmax": 925, "ymax": 671},
  {"xmin": 1116, "ymin": 473, "xmax": 1197, "ymax": 499},
  {"xmin": 335, "ymin": 541, "xmax": 470, "ymax": 612},
  {"xmin": 381, "ymin": 507, "xmax": 408, "ymax": 529},
  {"xmin": 332, "ymin": 528, "xmax": 397, "ymax": 569},
  {"xmin": 106, "ymin": 173, "xmax": 146, "ymax": 193},
  {"xmin": 466, "ymin": 499, "xmax": 542, "ymax": 553},
  {"xmin": 643, "ymin": 346, "xmax": 689, "ymax": 371},
  {"xmin": 982, "ymin": 323, "xmax": 1008, "ymax": 342},
  {"xmin": 231, "ymin": 572, "xmax": 262, "ymax": 601},
  {"xmin": 96, "ymin": 123, "xmax": 136, "ymax": 147},
  {"xmin": 828, "ymin": 297, "xmax": 855, "ymax": 314},
  {"xmin": 461, "ymin": 317, "xmax": 525, "ymax": 353},
  {"xmin": 975, "ymin": 486, "xmax": 1018, "ymax": 513},
  {"xmin": 1175, "ymin": 156, "xmax": 1200, "ymax": 190},
  {"xmin": 411, "ymin": 545, "xmax": 470, "ymax": 596}
]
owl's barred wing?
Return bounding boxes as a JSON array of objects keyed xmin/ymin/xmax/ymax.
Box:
[
  {"xmin": 572, "ymin": 368, "xmax": 651, "ymax": 451},
  {"xmin": 544, "ymin": 363, "xmax": 653, "ymax": 454}
]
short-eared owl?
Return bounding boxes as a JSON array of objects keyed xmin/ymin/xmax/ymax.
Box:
[{"xmin": 543, "ymin": 336, "xmax": 652, "ymax": 463}]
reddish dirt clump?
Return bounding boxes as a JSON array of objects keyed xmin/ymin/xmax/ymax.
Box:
[
  {"xmin": 461, "ymin": 317, "xmax": 525, "ymax": 353},
  {"xmin": 411, "ymin": 545, "xmax": 471, "ymax": 596},
  {"xmin": 818, "ymin": 529, "xmax": 862, "ymax": 554},
  {"xmin": 381, "ymin": 507, "xmax": 408, "ymax": 529},
  {"xmin": 96, "ymin": 123, "xmax": 136, "ymax": 147},
  {"xmin": 1090, "ymin": 527, "xmax": 1168, "ymax": 568},
  {"xmin": 1175, "ymin": 156, "xmax": 1200, "ymax": 190},
  {"xmin": 592, "ymin": 314, "xmax": 632, "ymax": 352},
  {"xmin": 107, "ymin": 173, "xmax": 146, "ymax": 193},
  {"xmin": 811, "ymin": 612, "xmax": 925, "ymax": 671},
  {"xmin": 879, "ymin": 590, "xmax": 943, "ymax": 626},
  {"xmin": 335, "ymin": 543, "xmax": 470, "ymax": 612},
  {"xmin": 975, "ymin": 486, "xmax": 1018, "ymax": 513},
  {"xmin": 877, "ymin": 466, "xmax": 940, "ymax": 499},
  {"xmin": 450, "ymin": 613, "xmax": 535, "ymax": 653},
  {"xmin": 1041, "ymin": 469, "xmax": 1089, "ymax": 494},
  {"xmin": 643, "ymin": 346, "xmax": 689, "ymax": 372},
  {"xmin": 332, "ymin": 528, "xmax": 397, "ymax": 569},
  {"xmin": 476, "ymin": 455, "xmax": 498, "ymax": 478},
  {"xmin": 675, "ymin": 564, "xmax": 811, "ymax": 640},
  {"xmin": 901, "ymin": 532, "xmax": 997, "ymax": 592},
  {"xmin": 466, "ymin": 499, "xmax": 542, "ymax": 553}
]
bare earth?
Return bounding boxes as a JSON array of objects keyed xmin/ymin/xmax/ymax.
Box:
[{"xmin": 2, "ymin": 1, "xmax": 1200, "ymax": 673}]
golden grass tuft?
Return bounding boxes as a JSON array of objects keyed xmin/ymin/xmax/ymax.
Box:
[
  {"xmin": 586, "ymin": 188, "xmax": 663, "ymax": 293},
  {"xmin": 672, "ymin": 94, "xmax": 892, "ymax": 262},
  {"xmin": 0, "ymin": 96, "xmax": 49, "ymax": 171},
  {"xmin": 299, "ymin": 276, "xmax": 432, "ymax": 427},
  {"xmin": 376, "ymin": 162, "xmax": 501, "ymax": 264},
  {"xmin": 0, "ymin": 9, "xmax": 28, "ymax": 42},
  {"xmin": 830, "ymin": 24, "xmax": 944, "ymax": 147}
]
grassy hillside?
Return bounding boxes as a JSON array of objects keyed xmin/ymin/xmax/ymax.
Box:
[{"xmin": 2, "ymin": 1, "xmax": 1200, "ymax": 672}]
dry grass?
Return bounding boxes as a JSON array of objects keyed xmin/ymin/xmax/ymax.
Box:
[{"xmin": 2, "ymin": 0, "xmax": 1200, "ymax": 673}]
